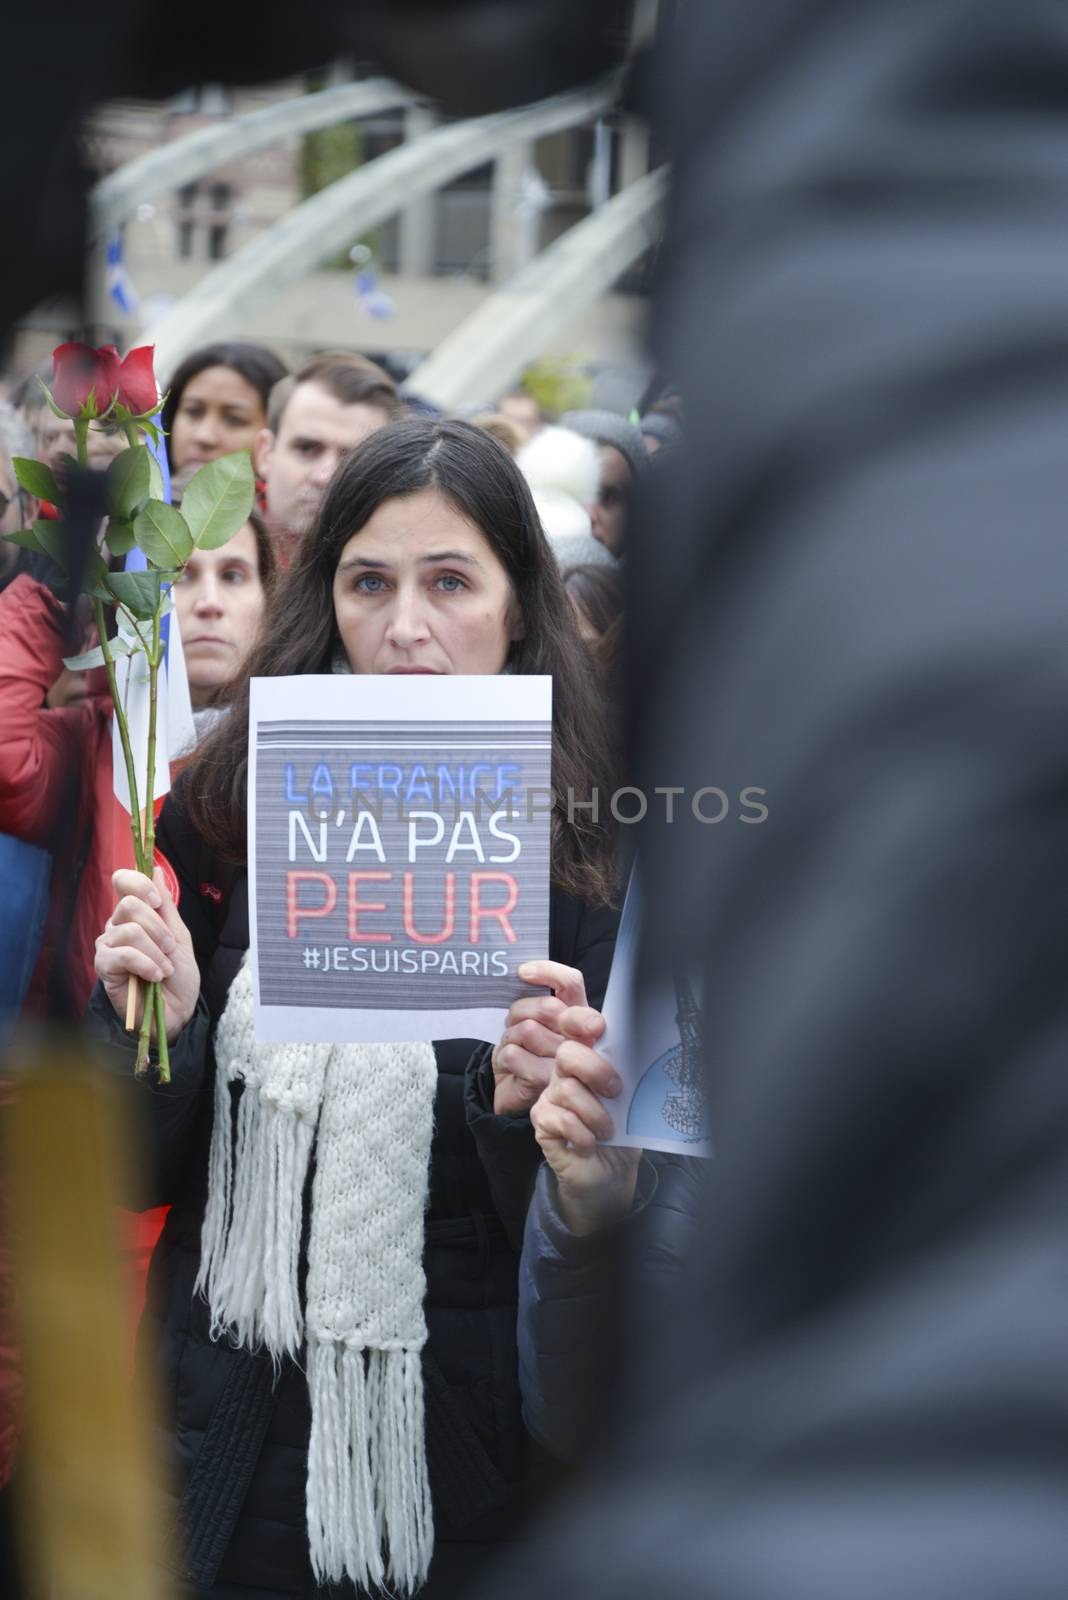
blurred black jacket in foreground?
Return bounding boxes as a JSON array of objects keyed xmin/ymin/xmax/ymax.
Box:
[{"xmin": 483, "ymin": 1, "xmax": 1068, "ymax": 1596}]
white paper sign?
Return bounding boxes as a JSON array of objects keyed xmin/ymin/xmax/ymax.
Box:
[
  {"xmin": 248, "ymin": 674, "xmax": 552, "ymax": 1045},
  {"xmin": 597, "ymin": 870, "xmax": 713, "ymax": 1159}
]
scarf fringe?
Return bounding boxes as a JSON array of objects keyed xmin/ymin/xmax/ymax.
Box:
[
  {"xmin": 203, "ymin": 959, "xmax": 437, "ymax": 1589},
  {"xmin": 196, "ymin": 1066, "xmax": 315, "ymax": 1357},
  {"xmin": 196, "ymin": 1050, "xmax": 234, "ymax": 1313},
  {"xmin": 307, "ymin": 1340, "xmax": 433, "ymax": 1593}
]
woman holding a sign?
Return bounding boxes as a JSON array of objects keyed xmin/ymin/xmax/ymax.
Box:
[{"xmin": 90, "ymin": 419, "xmax": 618, "ymax": 1600}]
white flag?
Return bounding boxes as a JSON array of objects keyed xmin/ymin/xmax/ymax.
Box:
[{"xmin": 111, "ymin": 609, "xmax": 196, "ymax": 812}]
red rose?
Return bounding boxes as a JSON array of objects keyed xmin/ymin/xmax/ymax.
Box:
[
  {"xmin": 116, "ymin": 345, "xmax": 158, "ymax": 417},
  {"xmin": 51, "ymin": 342, "xmax": 121, "ymax": 419}
]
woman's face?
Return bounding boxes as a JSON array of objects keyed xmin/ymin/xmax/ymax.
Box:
[
  {"xmin": 170, "ymin": 365, "xmax": 266, "ymax": 472},
  {"xmin": 586, "ymin": 444, "xmax": 632, "ymax": 555},
  {"xmin": 332, "ymin": 489, "xmax": 520, "ymax": 676},
  {"xmin": 174, "ymin": 522, "xmax": 266, "ymax": 707}
]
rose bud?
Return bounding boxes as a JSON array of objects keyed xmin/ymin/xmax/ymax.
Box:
[
  {"xmin": 116, "ymin": 345, "xmax": 158, "ymax": 417},
  {"xmin": 51, "ymin": 342, "xmax": 121, "ymax": 419}
]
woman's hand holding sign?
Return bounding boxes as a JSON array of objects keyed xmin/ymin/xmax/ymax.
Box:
[
  {"xmin": 491, "ymin": 960, "xmax": 588, "ymax": 1116},
  {"xmin": 95, "ymin": 868, "xmax": 200, "ymax": 1042},
  {"xmin": 531, "ymin": 1005, "xmax": 642, "ymax": 1235}
]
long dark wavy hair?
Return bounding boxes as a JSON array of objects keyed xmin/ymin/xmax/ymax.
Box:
[{"xmin": 187, "ymin": 419, "xmax": 618, "ymax": 904}]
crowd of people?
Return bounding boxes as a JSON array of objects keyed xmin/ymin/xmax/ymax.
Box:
[
  {"xmin": 7, "ymin": 2, "xmax": 1064, "ymax": 1594},
  {"xmin": 0, "ymin": 339, "xmax": 686, "ymax": 1599}
]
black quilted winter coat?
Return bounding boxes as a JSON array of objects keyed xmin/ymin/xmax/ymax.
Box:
[{"xmin": 87, "ymin": 783, "xmax": 618, "ymax": 1599}]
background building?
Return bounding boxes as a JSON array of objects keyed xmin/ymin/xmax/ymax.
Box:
[{"xmin": 15, "ymin": 63, "xmax": 657, "ymax": 410}]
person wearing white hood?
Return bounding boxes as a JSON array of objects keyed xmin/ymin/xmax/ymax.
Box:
[{"xmin": 517, "ymin": 425, "xmax": 618, "ymax": 571}]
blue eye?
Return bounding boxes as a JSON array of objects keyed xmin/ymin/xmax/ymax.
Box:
[
  {"xmin": 436, "ymin": 573, "xmax": 465, "ymax": 592},
  {"xmin": 355, "ymin": 573, "xmax": 386, "ymax": 593}
]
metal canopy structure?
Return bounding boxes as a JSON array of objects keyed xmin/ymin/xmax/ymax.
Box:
[
  {"xmin": 90, "ymin": 79, "xmax": 416, "ymax": 243},
  {"xmin": 147, "ymin": 78, "xmax": 618, "ymax": 379},
  {"xmin": 407, "ymin": 167, "xmax": 667, "ymax": 409}
]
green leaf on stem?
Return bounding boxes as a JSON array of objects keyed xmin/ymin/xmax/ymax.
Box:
[
  {"xmin": 63, "ymin": 635, "xmax": 136, "ymax": 672},
  {"xmin": 62, "ymin": 644, "xmax": 107, "ymax": 671},
  {"xmin": 84, "ymin": 550, "xmax": 110, "ymax": 590},
  {"xmin": 106, "ymin": 568, "xmax": 162, "ymax": 620},
  {"xmin": 1, "ymin": 527, "xmax": 44, "ymax": 554},
  {"xmin": 147, "ymin": 454, "xmax": 165, "ymax": 502},
  {"xmin": 181, "ymin": 451, "xmax": 254, "ymax": 550},
  {"xmin": 132, "ymin": 500, "xmax": 193, "ymax": 567},
  {"xmin": 3, "ymin": 520, "xmax": 68, "ymax": 569},
  {"xmin": 105, "ymin": 516, "xmax": 137, "ymax": 557},
  {"xmin": 12, "ymin": 457, "xmax": 61, "ymax": 504},
  {"xmin": 33, "ymin": 519, "xmax": 68, "ymax": 572},
  {"xmin": 112, "ymin": 402, "xmax": 163, "ymax": 439},
  {"xmin": 106, "ymin": 446, "xmax": 152, "ymax": 519},
  {"xmin": 117, "ymin": 613, "xmax": 155, "ymax": 651},
  {"xmin": 37, "ymin": 378, "xmax": 72, "ymax": 421}
]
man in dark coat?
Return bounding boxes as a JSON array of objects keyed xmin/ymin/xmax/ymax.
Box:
[{"xmin": 481, "ymin": 1, "xmax": 1068, "ymax": 1596}]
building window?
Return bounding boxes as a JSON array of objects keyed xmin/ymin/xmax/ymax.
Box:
[
  {"xmin": 199, "ymin": 84, "xmax": 230, "ymax": 116},
  {"xmin": 174, "ymin": 180, "xmax": 233, "ymax": 260},
  {"xmin": 169, "ymin": 85, "xmax": 232, "ymax": 116},
  {"xmin": 175, "ymin": 182, "xmax": 198, "ymax": 257}
]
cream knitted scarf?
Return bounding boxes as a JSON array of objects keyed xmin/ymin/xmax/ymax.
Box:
[{"xmin": 198, "ymin": 954, "xmax": 438, "ymax": 1593}]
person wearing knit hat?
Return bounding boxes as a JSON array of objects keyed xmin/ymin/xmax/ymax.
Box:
[
  {"xmin": 558, "ymin": 408, "xmax": 647, "ymax": 556},
  {"xmin": 639, "ymin": 410, "xmax": 683, "ymax": 454},
  {"xmin": 558, "ymin": 409, "xmax": 647, "ymax": 482}
]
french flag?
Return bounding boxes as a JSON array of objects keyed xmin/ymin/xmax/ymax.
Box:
[{"xmin": 106, "ymin": 234, "xmax": 140, "ymax": 318}]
